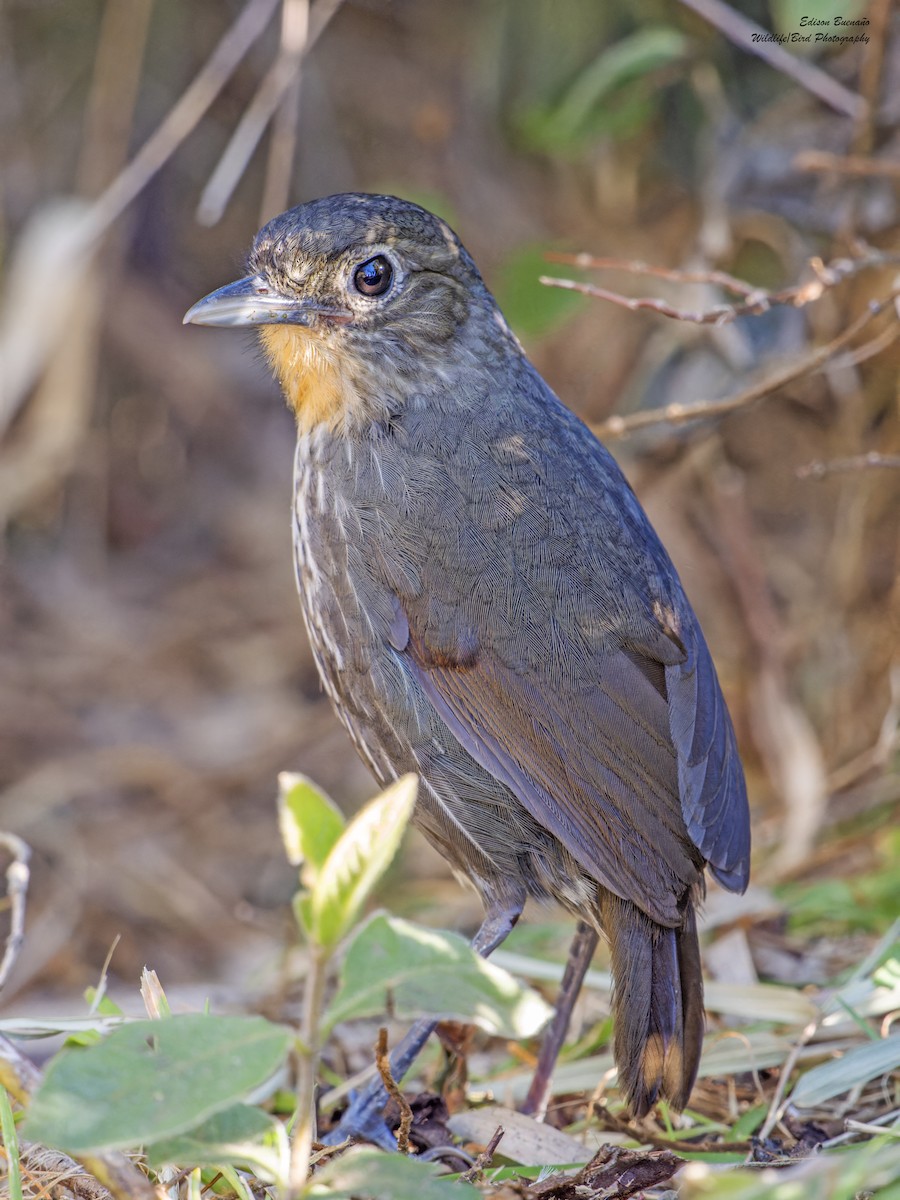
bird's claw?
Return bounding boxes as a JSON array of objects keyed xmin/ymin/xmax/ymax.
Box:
[{"xmin": 321, "ymin": 1085, "xmax": 398, "ymax": 1150}]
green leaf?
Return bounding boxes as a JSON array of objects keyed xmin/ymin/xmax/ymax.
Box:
[
  {"xmin": 730, "ymin": 1103, "xmax": 768, "ymax": 1140},
  {"xmin": 304, "ymin": 1145, "xmax": 480, "ymax": 1199},
  {"xmin": 324, "ymin": 913, "xmax": 552, "ymax": 1037},
  {"xmin": 277, "ymin": 772, "xmax": 345, "ymax": 879},
  {"xmin": 310, "ymin": 774, "xmax": 417, "ymax": 949},
  {"xmin": 519, "ymin": 27, "xmax": 687, "ymax": 152},
  {"xmin": 146, "ymin": 1104, "xmax": 283, "ymax": 1180},
  {"xmin": 292, "ymin": 891, "xmax": 314, "ymax": 940},
  {"xmin": 25, "ymin": 1014, "xmax": 292, "ymax": 1154},
  {"xmin": 0, "ymin": 1088, "xmax": 23, "ymax": 1200},
  {"xmin": 496, "ymin": 244, "xmax": 585, "ymax": 341},
  {"xmin": 790, "ymin": 1035, "xmax": 900, "ymax": 1108}
]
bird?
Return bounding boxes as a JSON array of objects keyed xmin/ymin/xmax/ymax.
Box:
[{"xmin": 184, "ymin": 192, "xmax": 750, "ymax": 1133}]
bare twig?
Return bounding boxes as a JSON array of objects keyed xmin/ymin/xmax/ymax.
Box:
[
  {"xmin": 259, "ymin": 0, "xmax": 309, "ymax": 224},
  {"xmin": 375, "ymin": 1027, "xmax": 413, "ymax": 1154},
  {"xmin": 197, "ymin": 0, "xmax": 345, "ymax": 226},
  {"xmin": 541, "ymin": 248, "xmax": 900, "ymax": 328},
  {"xmin": 86, "ymin": 0, "xmax": 281, "ymax": 240},
  {"xmin": 758, "ymin": 1018, "xmax": 821, "ymax": 1141},
  {"xmin": 826, "ymin": 319, "xmax": 900, "ymax": 369},
  {"xmin": 595, "ymin": 289, "xmax": 900, "ymax": 439},
  {"xmin": 794, "ymin": 150, "xmax": 900, "ymax": 179},
  {"xmin": 797, "ymin": 452, "xmax": 900, "ymax": 479},
  {"xmin": 676, "ymin": 0, "xmax": 866, "ymax": 119},
  {"xmin": 544, "ymin": 252, "xmax": 762, "ymax": 297},
  {"xmin": 459, "ymin": 1125, "xmax": 505, "ymax": 1184},
  {"xmin": 0, "ymin": 833, "xmax": 30, "ymax": 994}
]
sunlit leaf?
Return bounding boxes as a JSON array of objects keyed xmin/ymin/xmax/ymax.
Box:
[
  {"xmin": 278, "ymin": 771, "xmax": 345, "ymax": 879},
  {"xmin": 790, "ymin": 1035, "xmax": 900, "ymax": 1108},
  {"xmin": 304, "ymin": 1145, "xmax": 480, "ymax": 1199},
  {"xmin": 25, "ymin": 1015, "xmax": 292, "ymax": 1153},
  {"xmin": 324, "ymin": 913, "xmax": 552, "ymax": 1037},
  {"xmin": 146, "ymin": 1103, "xmax": 283, "ymax": 1180},
  {"xmin": 519, "ymin": 27, "xmax": 687, "ymax": 151},
  {"xmin": 310, "ymin": 774, "xmax": 417, "ymax": 949}
]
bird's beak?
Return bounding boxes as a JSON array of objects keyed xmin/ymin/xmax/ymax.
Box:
[{"xmin": 183, "ymin": 273, "xmax": 343, "ymax": 328}]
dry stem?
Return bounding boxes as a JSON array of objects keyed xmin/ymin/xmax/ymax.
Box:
[{"xmin": 375, "ymin": 1027, "xmax": 413, "ymax": 1154}]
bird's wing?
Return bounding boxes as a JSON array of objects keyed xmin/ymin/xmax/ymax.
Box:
[
  {"xmin": 379, "ymin": 401, "xmax": 749, "ymax": 924},
  {"xmin": 393, "ymin": 587, "xmax": 746, "ymax": 926}
]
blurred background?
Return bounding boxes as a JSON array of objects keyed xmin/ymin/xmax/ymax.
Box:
[{"xmin": 0, "ymin": 0, "xmax": 898, "ymax": 1017}]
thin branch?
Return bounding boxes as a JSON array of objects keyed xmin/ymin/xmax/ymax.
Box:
[
  {"xmin": 544, "ymin": 252, "xmax": 761, "ymax": 297},
  {"xmin": 541, "ymin": 248, "xmax": 900, "ymax": 328},
  {"xmin": 676, "ymin": 0, "xmax": 866, "ymax": 120},
  {"xmin": 197, "ymin": 0, "xmax": 345, "ymax": 226},
  {"xmin": 542, "ymin": 273, "xmax": 764, "ymax": 326},
  {"xmin": 375, "ymin": 1027, "xmax": 412, "ymax": 1154},
  {"xmin": 826, "ymin": 319, "xmax": 900, "ymax": 369},
  {"xmin": 796, "ymin": 452, "xmax": 900, "ymax": 479},
  {"xmin": 793, "ymin": 149, "xmax": 900, "ymax": 179},
  {"xmin": 259, "ymin": 0, "xmax": 310, "ymax": 224},
  {"xmin": 459, "ymin": 1125, "xmax": 505, "ymax": 1184},
  {"xmin": 758, "ymin": 1018, "xmax": 821, "ymax": 1142},
  {"xmin": 0, "ymin": 832, "xmax": 30, "ymax": 994},
  {"xmin": 595, "ymin": 289, "xmax": 900, "ymax": 439},
  {"xmin": 86, "ymin": 0, "xmax": 281, "ymax": 239}
]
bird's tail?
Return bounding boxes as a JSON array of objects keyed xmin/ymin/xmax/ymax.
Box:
[{"xmin": 599, "ymin": 891, "xmax": 704, "ymax": 1117}]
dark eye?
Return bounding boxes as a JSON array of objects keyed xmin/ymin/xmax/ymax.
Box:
[{"xmin": 353, "ymin": 255, "xmax": 393, "ymax": 297}]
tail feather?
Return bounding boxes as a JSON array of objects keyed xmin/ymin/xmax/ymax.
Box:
[{"xmin": 600, "ymin": 891, "xmax": 704, "ymax": 1117}]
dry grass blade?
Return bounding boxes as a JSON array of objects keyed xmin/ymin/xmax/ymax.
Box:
[
  {"xmin": 88, "ymin": 0, "xmax": 281, "ymax": 237},
  {"xmin": 790, "ymin": 1035, "xmax": 900, "ymax": 1108},
  {"xmin": 197, "ymin": 0, "xmax": 346, "ymax": 226}
]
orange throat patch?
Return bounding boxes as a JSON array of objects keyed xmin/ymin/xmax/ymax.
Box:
[{"xmin": 259, "ymin": 324, "xmax": 365, "ymax": 435}]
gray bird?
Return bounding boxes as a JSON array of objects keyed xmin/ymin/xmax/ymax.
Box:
[{"xmin": 185, "ymin": 193, "xmax": 750, "ymax": 1135}]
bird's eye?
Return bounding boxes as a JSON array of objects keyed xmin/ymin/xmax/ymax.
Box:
[{"xmin": 353, "ymin": 255, "xmax": 393, "ymax": 297}]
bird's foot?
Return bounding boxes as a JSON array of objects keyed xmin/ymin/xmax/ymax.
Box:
[{"xmin": 320, "ymin": 1083, "xmax": 398, "ymax": 1150}]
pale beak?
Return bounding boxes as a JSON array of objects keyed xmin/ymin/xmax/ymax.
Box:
[{"xmin": 183, "ymin": 273, "xmax": 346, "ymax": 328}]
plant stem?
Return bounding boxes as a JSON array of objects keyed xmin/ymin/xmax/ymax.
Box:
[
  {"xmin": 0, "ymin": 1087, "xmax": 23, "ymax": 1200},
  {"xmin": 288, "ymin": 943, "xmax": 329, "ymax": 1197}
]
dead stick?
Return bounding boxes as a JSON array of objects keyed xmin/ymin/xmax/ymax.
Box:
[
  {"xmin": 460, "ymin": 1125, "xmax": 505, "ymax": 1183},
  {"xmin": 375, "ymin": 1028, "xmax": 413, "ymax": 1154}
]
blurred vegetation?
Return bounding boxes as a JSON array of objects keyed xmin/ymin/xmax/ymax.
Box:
[{"xmin": 0, "ymin": 0, "xmax": 899, "ymax": 1194}]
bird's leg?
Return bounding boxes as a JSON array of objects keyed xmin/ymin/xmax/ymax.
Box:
[
  {"xmin": 520, "ymin": 919, "xmax": 599, "ymax": 1118},
  {"xmin": 321, "ymin": 899, "xmax": 522, "ymax": 1149}
]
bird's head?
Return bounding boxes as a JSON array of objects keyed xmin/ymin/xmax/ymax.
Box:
[{"xmin": 184, "ymin": 193, "xmax": 516, "ymax": 434}]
